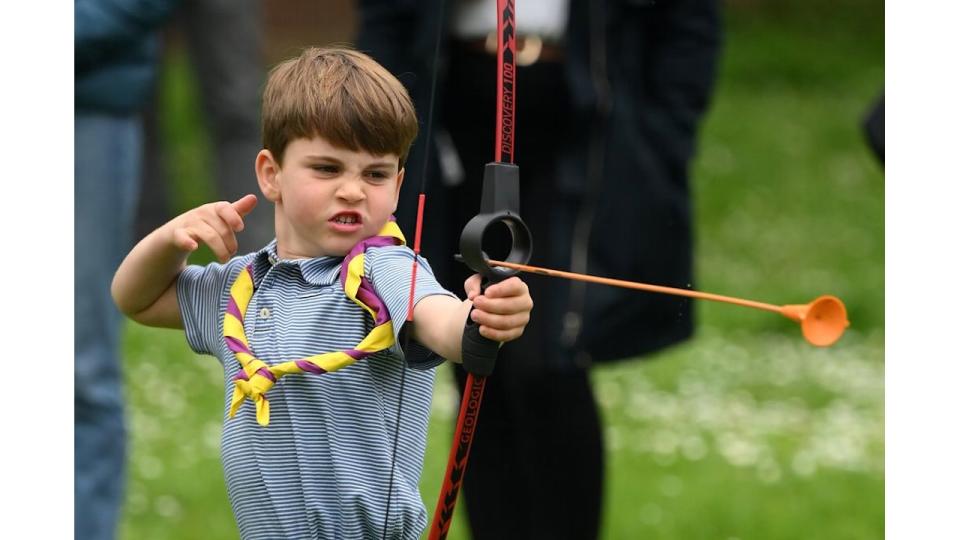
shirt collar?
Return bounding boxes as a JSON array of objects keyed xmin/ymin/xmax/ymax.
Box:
[{"xmin": 250, "ymin": 239, "xmax": 343, "ymax": 287}]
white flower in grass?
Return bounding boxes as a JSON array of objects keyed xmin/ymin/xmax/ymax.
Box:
[
  {"xmin": 161, "ymin": 387, "xmax": 187, "ymax": 417},
  {"xmin": 804, "ymin": 401, "xmax": 881, "ymax": 472},
  {"xmin": 127, "ymin": 485, "xmax": 148, "ymax": 515},
  {"xmin": 759, "ymin": 400, "xmax": 809, "ymax": 435},
  {"xmin": 768, "ymin": 356, "xmax": 799, "ymax": 387},
  {"xmin": 606, "ymin": 426, "xmax": 623, "ymax": 452},
  {"xmin": 175, "ymin": 443, "xmax": 197, "ymax": 470},
  {"xmin": 652, "ymin": 429, "xmax": 679, "ymax": 456},
  {"xmin": 726, "ymin": 392, "xmax": 756, "ymax": 426},
  {"xmin": 681, "ymin": 434, "xmax": 708, "ymax": 461},
  {"xmin": 677, "ymin": 373, "xmax": 708, "ymax": 398},
  {"xmin": 204, "ymin": 356, "xmax": 224, "ymax": 384},
  {"xmin": 138, "ymin": 454, "xmax": 163, "ymax": 480},
  {"xmin": 134, "ymin": 356, "xmax": 160, "ymax": 381},
  {"xmin": 691, "ymin": 394, "xmax": 724, "ymax": 430},
  {"xmin": 129, "ymin": 408, "xmax": 161, "ymax": 443},
  {"xmin": 792, "ymin": 450, "xmax": 817, "ymax": 476},
  {"xmin": 627, "ymin": 390, "xmax": 660, "ymax": 422},
  {"xmin": 596, "ymin": 379, "xmax": 622, "ymax": 410},
  {"xmin": 717, "ymin": 432, "xmax": 761, "ymax": 468},
  {"xmin": 757, "ymin": 457, "xmax": 782, "ymax": 484},
  {"xmin": 138, "ymin": 414, "xmax": 162, "ymax": 441},
  {"xmin": 653, "ymin": 394, "xmax": 681, "ymax": 423},
  {"xmin": 430, "ymin": 371, "xmax": 458, "ymax": 421},
  {"xmin": 203, "ymin": 421, "xmax": 222, "ymax": 452},
  {"xmin": 660, "ymin": 475, "xmax": 684, "ymax": 497},
  {"xmin": 154, "ymin": 494, "xmax": 182, "ymax": 519}
]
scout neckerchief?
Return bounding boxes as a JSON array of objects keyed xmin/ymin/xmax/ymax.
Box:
[{"xmin": 223, "ymin": 220, "xmax": 406, "ymax": 426}]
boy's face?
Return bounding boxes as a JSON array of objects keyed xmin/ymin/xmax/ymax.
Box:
[{"xmin": 260, "ymin": 136, "xmax": 404, "ymax": 259}]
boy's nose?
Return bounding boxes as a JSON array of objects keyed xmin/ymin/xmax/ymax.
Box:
[{"xmin": 336, "ymin": 178, "xmax": 366, "ymax": 202}]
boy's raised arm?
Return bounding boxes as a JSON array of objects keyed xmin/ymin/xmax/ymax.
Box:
[
  {"xmin": 111, "ymin": 195, "xmax": 258, "ymax": 328},
  {"xmin": 412, "ymin": 275, "xmax": 533, "ymax": 363}
]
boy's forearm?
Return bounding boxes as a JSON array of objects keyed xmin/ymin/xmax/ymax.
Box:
[
  {"xmin": 411, "ymin": 276, "xmax": 532, "ymax": 363},
  {"xmin": 111, "ymin": 225, "xmax": 188, "ymax": 318},
  {"xmin": 411, "ymin": 295, "xmax": 472, "ymax": 363}
]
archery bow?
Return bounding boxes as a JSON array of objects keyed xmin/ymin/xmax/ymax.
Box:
[
  {"xmin": 426, "ymin": 1, "xmax": 532, "ymax": 538},
  {"xmin": 428, "ymin": 0, "xmax": 533, "ymax": 537},
  {"xmin": 382, "ymin": 0, "xmax": 531, "ymax": 538}
]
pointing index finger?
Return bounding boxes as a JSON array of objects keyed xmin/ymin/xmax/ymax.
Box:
[{"xmin": 231, "ymin": 194, "xmax": 258, "ymax": 218}]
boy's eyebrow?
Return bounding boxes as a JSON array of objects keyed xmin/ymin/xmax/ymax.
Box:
[
  {"xmin": 365, "ymin": 161, "xmax": 397, "ymax": 170},
  {"xmin": 305, "ymin": 155, "xmax": 396, "ymax": 169},
  {"xmin": 305, "ymin": 154, "xmax": 344, "ymax": 164}
]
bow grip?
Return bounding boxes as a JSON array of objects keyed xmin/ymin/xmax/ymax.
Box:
[
  {"xmin": 461, "ymin": 303, "xmax": 499, "ymax": 376},
  {"xmin": 457, "ymin": 162, "xmax": 533, "ymax": 376}
]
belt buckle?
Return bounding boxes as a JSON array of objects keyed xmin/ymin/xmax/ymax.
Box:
[{"xmin": 484, "ymin": 32, "xmax": 543, "ymax": 66}]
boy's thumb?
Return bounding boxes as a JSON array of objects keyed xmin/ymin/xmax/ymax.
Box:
[
  {"xmin": 463, "ymin": 273, "xmax": 482, "ymax": 300},
  {"xmin": 232, "ymin": 194, "xmax": 258, "ymax": 217}
]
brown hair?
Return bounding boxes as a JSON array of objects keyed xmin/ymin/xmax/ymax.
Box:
[{"xmin": 261, "ymin": 47, "xmax": 419, "ymax": 167}]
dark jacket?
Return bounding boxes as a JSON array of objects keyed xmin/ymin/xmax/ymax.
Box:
[
  {"xmin": 75, "ymin": 0, "xmax": 180, "ymax": 114},
  {"xmin": 358, "ymin": 0, "xmax": 721, "ymax": 366}
]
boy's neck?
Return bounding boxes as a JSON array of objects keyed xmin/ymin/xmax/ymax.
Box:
[{"xmin": 274, "ymin": 241, "xmax": 334, "ymax": 261}]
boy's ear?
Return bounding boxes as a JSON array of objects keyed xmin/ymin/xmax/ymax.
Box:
[
  {"xmin": 392, "ymin": 167, "xmax": 405, "ymax": 212},
  {"xmin": 255, "ymin": 149, "xmax": 282, "ymax": 202}
]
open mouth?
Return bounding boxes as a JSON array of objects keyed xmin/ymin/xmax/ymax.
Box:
[
  {"xmin": 330, "ymin": 212, "xmax": 361, "ymax": 224},
  {"xmin": 330, "ymin": 212, "xmax": 362, "ymax": 227}
]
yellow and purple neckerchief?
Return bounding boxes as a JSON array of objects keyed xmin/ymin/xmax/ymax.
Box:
[{"xmin": 223, "ymin": 220, "xmax": 406, "ymax": 426}]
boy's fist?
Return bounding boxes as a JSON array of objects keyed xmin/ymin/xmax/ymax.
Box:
[
  {"xmin": 463, "ymin": 275, "xmax": 533, "ymax": 342},
  {"xmin": 170, "ymin": 194, "xmax": 258, "ymax": 263}
]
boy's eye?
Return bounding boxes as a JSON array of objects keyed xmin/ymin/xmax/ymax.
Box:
[
  {"xmin": 367, "ymin": 171, "xmax": 388, "ymax": 179},
  {"xmin": 312, "ymin": 164, "xmax": 339, "ymax": 174}
]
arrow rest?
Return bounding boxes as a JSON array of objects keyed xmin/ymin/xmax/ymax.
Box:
[{"xmin": 458, "ymin": 162, "xmax": 533, "ymax": 283}]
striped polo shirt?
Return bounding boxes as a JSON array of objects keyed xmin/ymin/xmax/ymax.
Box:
[{"xmin": 177, "ymin": 240, "xmax": 456, "ymax": 540}]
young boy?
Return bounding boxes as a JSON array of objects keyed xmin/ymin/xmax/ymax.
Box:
[{"xmin": 111, "ymin": 47, "xmax": 533, "ymax": 539}]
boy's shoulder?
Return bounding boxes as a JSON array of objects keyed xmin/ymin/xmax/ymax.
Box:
[
  {"xmin": 362, "ymin": 243, "xmax": 422, "ymax": 273},
  {"xmin": 365, "ymin": 242, "xmax": 416, "ymax": 258},
  {"xmin": 362, "ymin": 243, "xmax": 450, "ymax": 300},
  {"xmin": 201, "ymin": 250, "xmax": 261, "ymax": 274},
  {"xmin": 180, "ymin": 250, "xmax": 263, "ymax": 292}
]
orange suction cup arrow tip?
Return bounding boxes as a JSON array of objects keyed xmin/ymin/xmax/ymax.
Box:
[{"xmin": 780, "ymin": 295, "xmax": 849, "ymax": 347}]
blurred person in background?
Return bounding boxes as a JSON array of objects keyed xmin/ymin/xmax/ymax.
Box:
[
  {"xmin": 358, "ymin": 0, "xmax": 721, "ymax": 537},
  {"xmin": 863, "ymin": 93, "xmax": 884, "ymax": 164},
  {"xmin": 136, "ymin": 0, "xmax": 272, "ymax": 253},
  {"xmin": 75, "ymin": 1, "xmax": 179, "ymax": 538}
]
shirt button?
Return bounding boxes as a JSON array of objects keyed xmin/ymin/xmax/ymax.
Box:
[{"xmin": 259, "ymin": 308, "xmax": 271, "ymax": 319}]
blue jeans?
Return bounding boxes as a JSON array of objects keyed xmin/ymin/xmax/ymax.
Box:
[{"xmin": 75, "ymin": 113, "xmax": 142, "ymax": 540}]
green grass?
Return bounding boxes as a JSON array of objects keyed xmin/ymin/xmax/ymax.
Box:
[{"xmin": 119, "ymin": 5, "xmax": 883, "ymax": 539}]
